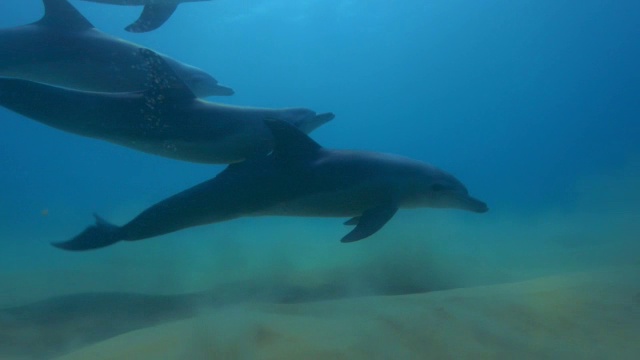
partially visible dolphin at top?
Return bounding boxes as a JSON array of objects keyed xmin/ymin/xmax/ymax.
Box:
[
  {"xmin": 53, "ymin": 119, "xmax": 488, "ymax": 251},
  {"xmin": 0, "ymin": 48, "xmax": 334, "ymax": 164},
  {"xmin": 0, "ymin": 0, "xmax": 232, "ymax": 97},
  {"xmin": 80, "ymin": 0, "xmax": 210, "ymax": 33}
]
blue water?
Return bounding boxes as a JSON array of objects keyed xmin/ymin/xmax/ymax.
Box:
[{"xmin": 1, "ymin": 0, "xmax": 639, "ymax": 358}]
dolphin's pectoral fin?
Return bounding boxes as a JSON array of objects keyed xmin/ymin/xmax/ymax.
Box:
[
  {"xmin": 125, "ymin": 4, "xmax": 178, "ymax": 33},
  {"xmin": 341, "ymin": 205, "xmax": 398, "ymax": 243},
  {"xmin": 344, "ymin": 216, "xmax": 361, "ymax": 226},
  {"xmin": 51, "ymin": 214, "xmax": 122, "ymax": 251}
]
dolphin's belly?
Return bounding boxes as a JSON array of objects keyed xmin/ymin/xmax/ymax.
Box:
[
  {"xmin": 116, "ymin": 136, "xmax": 267, "ymax": 164},
  {"xmin": 0, "ymin": 44, "xmax": 146, "ymax": 92},
  {"xmin": 1, "ymin": 59, "xmax": 146, "ymax": 93},
  {"xmin": 108, "ymin": 116, "xmax": 271, "ymax": 164},
  {"xmin": 255, "ymin": 188, "xmax": 385, "ymax": 218}
]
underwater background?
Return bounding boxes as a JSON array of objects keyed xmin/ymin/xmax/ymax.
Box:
[{"xmin": 1, "ymin": 0, "xmax": 639, "ymax": 358}]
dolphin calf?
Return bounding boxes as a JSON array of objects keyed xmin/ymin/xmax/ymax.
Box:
[
  {"xmin": 0, "ymin": 48, "xmax": 334, "ymax": 164},
  {"xmin": 53, "ymin": 120, "xmax": 488, "ymax": 251},
  {"xmin": 80, "ymin": 0, "xmax": 210, "ymax": 33},
  {"xmin": 0, "ymin": 0, "xmax": 232, "ymax": 97}
]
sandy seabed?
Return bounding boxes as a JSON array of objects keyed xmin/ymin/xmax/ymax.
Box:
[
  {"xmin": 2, "ymin": 222, "xmax": 639, "ymax": 360},
  {"xmin": 47, "ymin": 266, "xmax": 639, "ymax": 359}
]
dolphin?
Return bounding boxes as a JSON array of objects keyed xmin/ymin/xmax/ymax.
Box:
[
  {"xmin": 0, "ymin": 0, "xmax": 232, "ymax": 97},
  {"xmin": 0, "ymin": 48, "xmax": 334, "ymax": 164},
  {"xmin": 80, "ymin": 0, "xmax": 210, "ymax": 33},
  {"xmin": 52, "ymin": 120, "xmax": 488, "ymax": 251}
]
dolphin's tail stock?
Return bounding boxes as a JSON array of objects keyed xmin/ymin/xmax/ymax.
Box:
[{"xmin": 52, "ymin": 214, "xmax": 122, "ymax": 251}]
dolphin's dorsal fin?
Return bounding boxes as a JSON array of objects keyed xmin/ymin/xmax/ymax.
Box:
[
  {"xmin": 264, "ymin": 119, "xmax": 322, "ymax": 159},
  {"xmin": 38, "ymin": 0, "xmax": 95, "ymax": 31},
  {"xmin": 138, "ymin": 48, "xmax": 196, "ymax": 101}
]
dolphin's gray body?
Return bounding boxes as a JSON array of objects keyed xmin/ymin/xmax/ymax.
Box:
[
  {"xmin": 0, "ymin": 0, "xmax": 232, "ymax": 97},
  {"xmin": 53, "ymin": 120, "xmax": 488, "ymax": 251},
  {"xmin": 0, "ymin": 48, "xmax": 334, "ymax": 164},
  {"xmin": 80, "ymin": 0, "xmax": 210, "ymax": 33}
]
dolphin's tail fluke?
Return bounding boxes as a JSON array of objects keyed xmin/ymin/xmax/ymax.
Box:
[
  {"xmin": 52, "ymin": 214, "xmax": 122, "ymax": 251},
  {"xmin": 125, "ymin": 4, "xmax": 178, "ymax": 33}
]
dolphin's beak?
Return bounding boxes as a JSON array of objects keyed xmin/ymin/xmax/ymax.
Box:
[
  {"xmin": 460, "ymin": 195, "xmax": 489, "ymax": 213},
  {"xmin": 213, "ymin": 84, "xmax": 235, "ymax": 96}
]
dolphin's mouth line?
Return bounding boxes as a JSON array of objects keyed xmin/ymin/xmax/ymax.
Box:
[{"xmin": 448, "ymin": 192, "xmax": 488, "ymax": 213}]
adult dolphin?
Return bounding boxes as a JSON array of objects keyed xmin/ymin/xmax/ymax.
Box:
[
  {"xmin": 53, "ymin": 120, "xmax": 488, "ymax": 251},
  {"xmin": 0, "ymin": 49, "xmax": 334, "ymax": 164},
  {"xmin": 0, "ymin": 0, "xmax": 232, "ymax": 97},
  {"xmin": 80, "ymin": 0, "xmax": 210, "ymax": 33}
]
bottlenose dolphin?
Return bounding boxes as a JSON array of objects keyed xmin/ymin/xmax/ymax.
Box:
[
  {"xmin": 80, "ymin": 0, "xmax": 210, "ymax": 33},
  {"xmin": 53, "ymin": 120, "xmax": 488, "ymax": 251},
  {"xmin": 0, "ymin": 0, "xmax": 232, "ymax": 97},
  {"xmin": 0, "ymin": 49, "xmax": 334, "ymax": 164}
]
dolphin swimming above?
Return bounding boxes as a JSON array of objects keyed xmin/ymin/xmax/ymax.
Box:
[
  {"xmin": 0, "ymin": 48, "xmax": 334, "ymax": 164},
  {"xmin": 53, "ymin": 120, "xmax": 488, "ymax": 251},
  {"xmin": 80, "ymin": 0, "xmax": 210, "ymax": 33},
  {"xmin": 0, "ymin": 0, "xmax": 232, "ymax": 97}
]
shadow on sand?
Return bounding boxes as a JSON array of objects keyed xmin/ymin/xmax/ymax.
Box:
[{"xmin": 0, "ymin": 277, "xmax": 445, "ymax": 359}]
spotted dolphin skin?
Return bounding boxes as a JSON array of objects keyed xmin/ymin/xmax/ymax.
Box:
[
  {"xmin": 0, "ymin": 48, "xmax": 334, "ymax": 164},
  {"xmin": 0, "ymin": 0, "xmax": 232, "ymax": 97},
  {"xmin": 80, "ymin": 0, "xmax": 210, "ymax": 33},
  {"xmin": 53, "ymin": 120, "xmax": 488, "ymax": 251}
]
